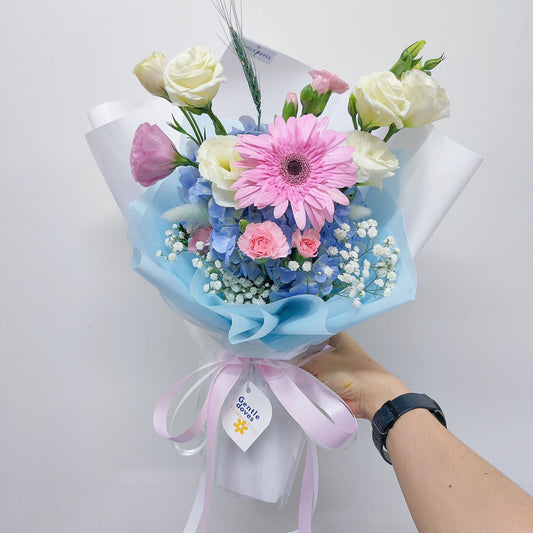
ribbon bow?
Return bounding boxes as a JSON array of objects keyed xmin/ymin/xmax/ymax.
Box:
[{"xmin": 153, "ymin": 355, "xmax": 358, "ymax": 533}]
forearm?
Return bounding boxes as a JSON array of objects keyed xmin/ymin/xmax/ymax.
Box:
[{"xmin": 387, "ymin": 409, "xmax": 533, "ymax": 533}]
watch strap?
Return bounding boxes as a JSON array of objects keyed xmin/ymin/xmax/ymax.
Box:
[{"xmin": 372, "ymin": 393, "xmax": 447, "ymax": 464}]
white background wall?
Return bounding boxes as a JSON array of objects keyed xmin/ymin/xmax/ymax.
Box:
[{"xmin": 2, "ymin": 0, "xmax": 533, "ymax": 531}]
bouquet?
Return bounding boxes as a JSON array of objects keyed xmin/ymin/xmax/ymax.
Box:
[{"xmin": 86, "ymin": 2, "xmax": 482, "ymax": 531}]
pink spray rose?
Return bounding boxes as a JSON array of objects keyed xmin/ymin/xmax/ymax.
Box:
[
  {"xmin": 309, "ymin": 69, "xmax": 349, "ymax": 95},
  {"xmin": 188, "ymin": 226, "xmax": 212, "ymax": 254},
  {"xmin": 285, "ymin": 92, "xmax": 298, "ymax": 107},
  {"xmin": 130, "ymin": 123, "xmax": 179, "ymax": 186},
  {"xmin": 292, "ymin": 228, "xmax": 321, "ymax": 258},
  {"xmin": 237, "ymin": 221, "xmax": 290, "ymax": 260}
]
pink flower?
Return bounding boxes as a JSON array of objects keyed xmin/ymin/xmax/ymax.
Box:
[
  {"xmin": 237, "ymin": 221, "xmax": 290, "ymax": 260},
  {"xmin": 282, "ymin": 92, "xmax": 299, "ymax": 120},
  {"xmin": 233, "ymin": 115, "xmax": 357, "ymax": 230},
  {"xmin": 285, "ymin": 92, "xmax": 298, "ymax": 106},
  {"xmin": 130, "ymin": 123, "xmax": 178, "ymax": 186},
  {"xmin": 292, "ymin": 228, "xmax": 321, "ymax": 258},
  {"xmin": 188, "ymin": 226, "xmax": 212, "ymax": 254},
  {"xmin": 309, "ymin": 70, "xmax": 349, "ymax": 95}
]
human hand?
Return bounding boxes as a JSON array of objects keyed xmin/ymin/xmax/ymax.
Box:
[{"xmin": 303, "ymin": 332, "xmax": 409, "ymax": 420}]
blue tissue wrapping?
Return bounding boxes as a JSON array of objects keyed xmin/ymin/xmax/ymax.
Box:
[{"xmin": 127, "ymin": 150, "xmax": 417, "ymax": 359}]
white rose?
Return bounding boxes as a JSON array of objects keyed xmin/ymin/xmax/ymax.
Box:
[
  {"xmin": 133, "ymin": 52, "xmax": 167, "ymax": 98},
  {"xmin": 401, "ymin": 69, "xmax": 450, "ymax": 127},
  {"xmin": 345, "ymin": 131, "xmax": 399, "ymax": 189},
  {"xmin": 354, "ymin": 71, "xmax": 409, "ymax": 129},
  {"xmin": 197, "ymin": 135, "xmax": 242, "ymax": 207},
  {"xmin": 164, "ymin": 46, "xmax": 226, "ymax": 108}
]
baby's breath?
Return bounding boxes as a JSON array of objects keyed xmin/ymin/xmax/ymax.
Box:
[{"xmin": 156, "ymin": 217, "xmax": 400, "ymax": 307}]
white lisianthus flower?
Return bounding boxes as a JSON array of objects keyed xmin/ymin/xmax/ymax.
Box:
[
  {"xmin": 197, "ymin": 135, "xmax": 242, "ymax": 207},
  {"xmin": 133, "ymin": 52, "xmax": 168, "ymax": 98},
  {"xmin": 345, "ymin": 131, "xmax": 399, "ymax": 189},
  {"xmin": 401, "ymin": 69, "xmax": 450, "ymax": 127},
  {"xmin": 164, "ymin": 46, "xmax": 226, "ymax": 108},
  {"xmin": 353, "ymin": 71, "xmax": 409, "ymax": 129}
]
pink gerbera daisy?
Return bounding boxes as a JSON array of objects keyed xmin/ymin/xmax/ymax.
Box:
[{"xmin": 232, "ymin": 114, "xmax": 357, "ymax": 230}]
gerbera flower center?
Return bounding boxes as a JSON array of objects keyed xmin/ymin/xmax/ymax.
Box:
[{"xmin": 281, "ymin": 154, "xmax": 310, "ymax": 184}]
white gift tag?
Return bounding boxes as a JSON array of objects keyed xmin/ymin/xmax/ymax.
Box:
[{"xmin": 221, "ymin": 381, "xmax": 272, "ymax": 452}]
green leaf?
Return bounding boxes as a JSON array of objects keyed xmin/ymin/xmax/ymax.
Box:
[{"xmin": 238, "ymin": 219, "xmax": 249, "ymax": 233}]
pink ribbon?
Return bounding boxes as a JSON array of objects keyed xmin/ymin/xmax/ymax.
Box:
[{"xmin": 153, "ymin": 355, "xmax": 358, "ymax": 533}]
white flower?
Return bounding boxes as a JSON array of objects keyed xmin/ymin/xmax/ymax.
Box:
[
  {"xmin": 367, "ymin": 227, "xmax": 378, "ymax": 239},
  {"xmin": 401, "ymin": 69, "xmax": 450, "ymax": 128},
  {"xmin": 134, "ymin": 52, "xmax": 168, "ymax": 98},
  {"xmin": 288, "ymin": 261, "xmax": 300, "ymax": 271},
  {"xmin": 353, "ymin": 71, "xmax": 409, "ymax": 129},
  {"xmin": 197, "ymin": 135, "xmax": 242, "ymax": 207},
  {"xmin": 334, "ymin": 228, "xmax": 347, "ymax": 241},
  {"xmin": 373, "ymin": 244, "xmax": 384, "ymax": 256},
  {"xmin": 345, "ymin": 131, "xmax": 399, "ymax": 189},
  {"xmin": 302, "ymin": 262, "xmax": 312, "ymax": 272},
  {"xmin": 164, "ymin": 46, "xmax": 226, "ymax": 108}
]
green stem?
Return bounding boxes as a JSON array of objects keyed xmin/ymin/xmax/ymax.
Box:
[
  {"xmin": 204, "ymin": 105, "xmax": 227, "ymax": 136},
  {"xmin": 383, "ymin": 124, "xmax": 400, "ymax": 143},
  {"xmin": 181, "ymin": 108, "xmax": 204, "ymax": 145}
]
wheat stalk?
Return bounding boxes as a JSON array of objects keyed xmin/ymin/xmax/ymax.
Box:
[{"xmin": 212, "ymin": 0, "xmax": 262, "ymax": 127}]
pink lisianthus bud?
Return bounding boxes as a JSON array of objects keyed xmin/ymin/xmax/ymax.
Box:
[
  {"xmin": 292, "ymin": 228, "xmax": 321, "ymax": 258},
  {"xmin": 130, "ymin": 123, "xmax": 179, "ymax": 186},
  {"xmin": 309, "ymin": 69, "xmax": 349, "ymax": 95},
  {"xmin": 237, "ymin": 221, "xmax": 290, "ymax": 260},
  {"xmin": 188, "ymin": 226, "xmax": 212, "ymax": 255}
]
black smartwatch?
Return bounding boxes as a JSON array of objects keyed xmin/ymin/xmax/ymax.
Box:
[{"xmin": 371, "ymin": 393, "xmax": 447, "ymax": 464}]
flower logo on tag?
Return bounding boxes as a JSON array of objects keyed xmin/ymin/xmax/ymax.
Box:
[
  {"xmin": 221, "ymin": 381, "xmax": 272, "ymax": 452},
  {"xmin": 233, "ymin": 418, "xmax": 248, "ymax": 434}
]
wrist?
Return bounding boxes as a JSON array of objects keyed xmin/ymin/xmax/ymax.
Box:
[
  {"xmin": 362, "ymin": 377, "xmax": 410, "ymax": 420},
  {"xmin": 371, "ymin": 393, "xmax": 447, "ymax": 464}
]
